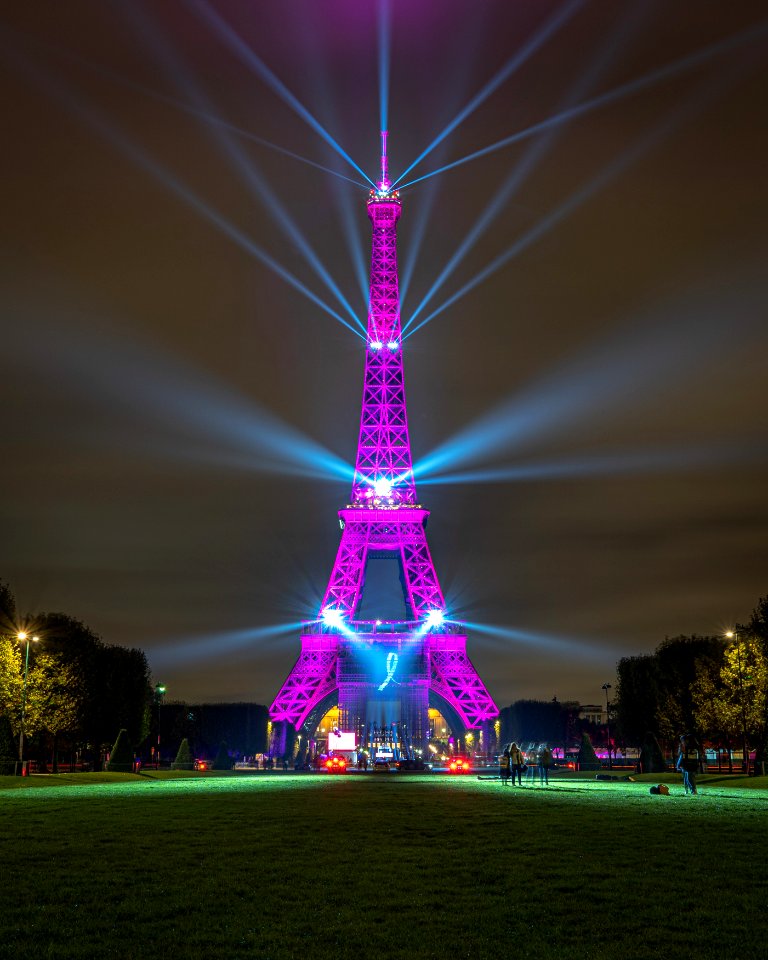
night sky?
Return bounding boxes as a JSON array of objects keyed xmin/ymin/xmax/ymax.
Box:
[{"xmin": 2, "ymin": 1, "xmax": 767, "ymax": 708}]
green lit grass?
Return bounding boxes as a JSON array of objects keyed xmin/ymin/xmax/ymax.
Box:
[{"xmin": 2, "ymin": 771, "xmax": 767, "ymax": 959}]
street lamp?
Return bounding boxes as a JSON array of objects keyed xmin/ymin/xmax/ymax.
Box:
[
  {"xmin": 155, "ymin": 683, "xmax": 166, "ymax": 769},
  {"xmin": 16, "ymin": 632, "xmax": 40, "ymax": 773},
  {"xmin": 602, "ymin": 683, "xmax": 612, "ymax": 770}
]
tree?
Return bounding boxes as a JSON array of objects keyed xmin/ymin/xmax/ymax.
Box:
[
  {"xmin": 212, "ymin": 741, "xmax": 232, "ymax": 771},
  {"xmin": 639, "ymin": 732, "xmax": 666, "ymax": 773},
  {"xmin": 614, "ymin": 654, "xmax": 661, "ymax": 745},
  {"xmin": 0, "ymin": 713, "xmax": 17, "ymax": 774},
  {"xmin": 35, "ymin": 613, "xmax": 151, "ymax": 755},
  {"xmin": 0, "ymin": 580, "xmax": 17, "ymax": 634},
  {"xmin": 172, "ymin": 738, "xmax": 194, "ymax": 770},
  {"xmin": 25, "ymin": 652, "xmax": 82, "ymax": 772},
  {"xmin": 694, "ymin": 633, "xmax": 767, "ymax": 772},
  {"xmin": 500, "ymin": 699, "xmax": 571, "ymax": 749},
  {"xmin": 577, "ymin": 732, "xmax": 600, "ymax": 771},
  {"xmin": 615, "ymin": 636, "xmax": 725, "ymax": 748},
  {"xmin": 747, "ymin": 596, "xmax": 768, "ymax": 766},
  {"xmin": 106, "ymin": 729, "xmax": 134, "ymax": 772},
  {"xmin": 0, "ymin": 638, "xmax": 22, "ymax": 726}
]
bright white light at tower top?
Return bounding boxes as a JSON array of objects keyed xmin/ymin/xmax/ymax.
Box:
[
  {"xmin": 370, "ymin": 340, "xmax": 383, "ymax": 351},
  {"xmin": 373, "ymin": 476, "xmax": 393, "ymax": 497},
  {"xmin": 387, "ymin": 340, "xmax": 399, "ymax": 351}
]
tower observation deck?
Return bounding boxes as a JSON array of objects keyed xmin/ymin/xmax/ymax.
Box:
[{"xmin": 269, "ymin": 134, "xmax": 497, "ymax": 762}]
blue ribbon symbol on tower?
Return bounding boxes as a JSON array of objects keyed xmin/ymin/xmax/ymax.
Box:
[{"xmin": 377, "ymin": 652, "xmax": 399, "ymax": 691}]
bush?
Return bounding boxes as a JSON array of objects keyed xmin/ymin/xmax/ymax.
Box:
[
  {"xmin": 577, "ymin": 732, "xmax": 601, "ymax": 771},
  {"xmin": 211, "ymin": 741, "xmax": 232, "ymax": 771},
  {"xmin": 106, "ymin": 729, "xmax": 134, "ymax": 772},
  {"xmin": 172, "ymin": 737, "xmax": 194, "ymax": 770}
]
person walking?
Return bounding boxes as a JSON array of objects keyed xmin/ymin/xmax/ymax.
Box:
[
  {"xmin": 509, "ymin": 742, "xmax": 525, "ymax": 786},
  {"xmin": 676, "ymin": 735, "xmax": 698, "ymax": 795},
  {"xmin": 538, "ymin": 745, "xmax": 553, "ymax": 785},
  {"xmin": 499, "ymin": 748, "xmax": 511, "ymax": 785}
]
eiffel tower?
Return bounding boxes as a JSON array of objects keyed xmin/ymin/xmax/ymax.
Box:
[{"xmin": 270, "ymin": 134, "xmax": 497, "ymax": 760}]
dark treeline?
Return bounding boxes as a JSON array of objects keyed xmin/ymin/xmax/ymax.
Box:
[
  {"xmin": 614, "ymin": 595, "xmax": 768, "ymax": 766},
  {"xmin": 1, "ymin": 581, "xmax": 271, "ymax": 769},
  {"xmin": 157, "ymin": 701, "xmax": 269, "ymax": 762},
  {"xmin": 0, "ymin": 582, "xmax": 151, "ymax": 770}
]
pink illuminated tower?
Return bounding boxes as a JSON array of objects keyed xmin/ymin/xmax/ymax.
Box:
[{"xmin": 270, "ymin": 135, "xmax": 497, "ymax": 759}]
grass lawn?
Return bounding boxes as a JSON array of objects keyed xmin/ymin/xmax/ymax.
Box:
[{"xmin": 1, "ymin": 770, "xmax": 767, "ymax": 959}]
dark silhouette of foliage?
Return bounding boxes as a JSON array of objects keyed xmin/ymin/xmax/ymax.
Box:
[
  {"xmin": 172, "ymin": 737, "xmax": 194, "ymax": 770},
  {"xmin": 639, "ymin": 732, "xmax": 666, "ymax": 773},
  {"xmin": 212, "ymin": 741, "xmax": 232, "ymax": 771},
  {"xmin": 106, "ymin": 729, "xmax": 134, "ymax": 772},
  {"xmin": 499, "ymin": 699, "xmax": 564, "ymax": 745},
  {"xmin": 577, "ymin": 732, "xmax": 600, "ymax": 770},
  {"xmin": 615, "ymin": 636, "xmax": 725, "ymax": 747},
  {"xmin": 156, "ymin": 702, "xmax": 268, "ymax": 760},
  {"xmin": 0, "ymin": 714, "xmax": 17, "ymax": 774},
  {"xmin": 0, "ymin": 580, "xmax": 17, "ymax": 633}
]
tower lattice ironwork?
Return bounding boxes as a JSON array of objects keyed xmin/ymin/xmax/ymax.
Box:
[{"xmin": 270, "ymin": 134, "xmax": 497, "ymax": 756}]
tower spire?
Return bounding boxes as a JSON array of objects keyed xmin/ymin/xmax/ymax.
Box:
[{"xmin": 379, "ymin": 130, "xmax": 390, "ymax": 192}]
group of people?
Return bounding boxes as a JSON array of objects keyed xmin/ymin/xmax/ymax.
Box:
[{"xmin": 499, "ymin": 743, "xmax": 553, "ymax": 786}]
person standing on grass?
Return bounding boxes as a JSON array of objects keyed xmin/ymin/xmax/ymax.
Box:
[
  {"xmin": 525, "ymin": 749, "xmax": 537, "ymax": 784},
  {"xmin": 538, "ymin": 745, "xmax": 552, "ymax": 785},
  {"xmin": 499, "ymin": 748, "xmax": 511, "ymax": 785},
  {"xmin": 509, "ymin": 742, "xmax": 525, "ymax": 786},
  {"xmin": 676, "ymin": 735, "xmax": 698, "ymax": 795}
]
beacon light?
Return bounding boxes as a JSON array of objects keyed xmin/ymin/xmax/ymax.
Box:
[
  {"xmin": 373, "ymin": 476, "xmax": 393, "ymax": 497},
  {"xmin": 370, "ymin": 340, "xmax": 383, "ymax": 350},
  {"xmin": 387, "ymin": 341, "xmax": 399, "ymax": 351},
  {"xmin": 322, "ymin": 608, "xmax": 344, "ymax": 627},
  {"xmin": 425, "ymin": 609, "xmax": 445, "ymax": 628}
]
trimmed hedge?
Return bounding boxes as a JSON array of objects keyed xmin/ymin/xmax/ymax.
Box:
[
  {"xmin": 106, "ymin": 729, "xmax": 134, "ymax": 772},
  {"xmin": 172, "ymin": 737, "xmax": 194, "ymax": 771}
]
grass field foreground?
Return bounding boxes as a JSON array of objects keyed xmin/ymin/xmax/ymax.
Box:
[{"xmin": 2, "ymin": 770, "xmax": 767, "ymax": 959}]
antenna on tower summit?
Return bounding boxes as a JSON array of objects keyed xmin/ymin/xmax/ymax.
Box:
[{"xmin": 379, "ymin": 130, "xmax": 390, "ymax": 192}]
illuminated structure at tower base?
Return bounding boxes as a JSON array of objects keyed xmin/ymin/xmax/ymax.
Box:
[{"xmin": 270, "ymin": 134, "xmax": 497, "ymax": 760}]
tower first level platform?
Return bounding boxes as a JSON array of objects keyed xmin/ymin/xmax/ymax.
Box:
[{"xmin": 270, "ymin": 625, "xmax": 498, "ymax": 755}]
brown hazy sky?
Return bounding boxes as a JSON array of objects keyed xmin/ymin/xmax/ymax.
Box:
[{"xmin": 1, "ymin": 1, "xmax": 767, "ymax": 706}]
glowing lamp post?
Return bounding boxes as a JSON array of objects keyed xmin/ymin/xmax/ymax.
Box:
[
  {"xmin": 155, "ymin": 683, "xmax": 166, "ymax": 769},
  {"xmin": 601, "ymin": 683, "xmax": 612, "ymax": 770},
  {"xmin": 16, "ymin": 632, "xmax": 39, "ymax": 772}
]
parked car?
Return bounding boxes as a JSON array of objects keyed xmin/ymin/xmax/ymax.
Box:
[
  {"xmin": 324, "ymin": 756, "xmax": 348, "ymax": 774},
  {"xmin": 447, "ymin": 757, "xmax": 471, "ymax": 774}
]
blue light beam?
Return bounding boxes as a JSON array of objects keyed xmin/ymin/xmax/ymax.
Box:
[
  {"xmin": 6, "ymin": 311, "xmax": 354, "ymax": 483},
  {"xmin": 2, "ymin": 41, "xmax": 364, "ymax": 341},
  {"xmin": 192, "ymin": 0, "xmax": 377, "ymax": 189},
  {"xmin": 403, "ymin": 6, "xmax": 643, "ymax": 333},
  {"xmin": 465, "ymin": 622, "xmax": 610, "ymax": 664},
  {"xmin": 418, "ymin": 442, "xmax": 768, "ymax": 487},
  {"xmin": 148, "ymin": 623, "xmax": 301, "ymax": 670},
  {"xmin": 397, "ymin": 19, "xmax": 768, "ymax": 191},
  {"xmin": 123, "ymin": 4, "xmax": 364, "ymax": 334},
  {"xmin": 391, "ymin": 0, "xmax": 583, "ymax": 188},
  {"xmin": 378, "ymin": 0, "xmax": 391, "ymax": 134},
  {"xmin": 415, "ymin": 266, "xmax": 766, "ymax": 481},
  {"xmin": 405, "ymin": 51, "xmax": 755, "ymax": 342}
]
